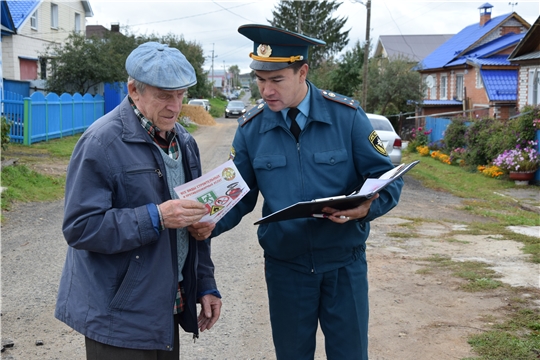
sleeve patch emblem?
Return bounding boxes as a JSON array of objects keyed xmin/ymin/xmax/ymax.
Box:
[
  {"xmin": 369, "ymin": 131, "xmax": 388, "ymax": 156},
  {"xmin": 228, "ymin": 147, "xmax": 236, "ymax": 160}
]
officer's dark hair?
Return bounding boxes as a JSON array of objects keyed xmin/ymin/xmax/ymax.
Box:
[{"xmin": 289, "ymin": 60, "xmax": 308, "ymax": 74}]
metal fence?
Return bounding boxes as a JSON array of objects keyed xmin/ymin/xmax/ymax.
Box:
[{"xmin": 2, "ymin": 91, "xmax": 104, "ymax": 145}]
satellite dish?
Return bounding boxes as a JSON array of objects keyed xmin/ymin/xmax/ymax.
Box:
[{"xmin": 426, "ymin": 75, "xmax": 435, "ymax": 88}]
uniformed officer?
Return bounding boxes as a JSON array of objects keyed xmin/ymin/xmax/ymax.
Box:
[{"xmin": 190, "ymin": 24, "xmax": 403, "ymax": 360}]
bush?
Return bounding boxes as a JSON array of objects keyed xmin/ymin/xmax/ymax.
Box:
[
  {"xmin": 444, "ymin": 117, "xmax": 468, "ymax": 151},
  {"xmin": 464, "ymin": 117, "xmax": 507, "ymax": 166},
  {"xmin": 1, "ymin": 116, "xmax": 11, "ymax": 152}
]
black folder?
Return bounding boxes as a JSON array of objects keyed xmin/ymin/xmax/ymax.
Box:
[{"xmin": 254, "ymin": 160, "xmax": 419, "ymax": 225}]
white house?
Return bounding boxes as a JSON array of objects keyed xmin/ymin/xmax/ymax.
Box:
[{"xmin": 2, "ymin": 0, "xmax": 93, "ymax": 81}]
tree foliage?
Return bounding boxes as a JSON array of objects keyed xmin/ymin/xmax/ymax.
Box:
[
  {"xmin": 43, "ymin": 32, "xmax": 130, "ymax": 94},
  {"xmin": 362, "ymin": 57, "xmax": 425, "ymax": 115},
  {"xmin": 42, "ymin": 30, "xmax": 212, "ymax": 98},
  {"xmin": 269, "ymin": 0, "xmax": 350, "ymax": 69},
  {"xmin": 228, "ymin": 65, "xmax": 241, "ymax": 88},
  {"xmin": 328, "ymin": 40, "xmax": 365, "ymax": 96}
]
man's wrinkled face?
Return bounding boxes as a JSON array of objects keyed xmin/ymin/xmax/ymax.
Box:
[
  {"xmin": 129, "ymin": 83, "xmax": 186, "ymax": 132},
  {"xmin": 255, "ymin": 64, "xmax": 308, "ymax": 112}
]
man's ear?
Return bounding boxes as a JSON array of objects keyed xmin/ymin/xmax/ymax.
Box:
[
  {"xmin": 298, "ymin": 63, "xmax": 309, "ymax": 83},
  {"xmin": 127, "ymin": 82, "xmax": 139, "ymax": 101}
]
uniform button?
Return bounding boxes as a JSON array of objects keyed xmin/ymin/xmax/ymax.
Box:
[
  {"xmin": 330, "ymin": 158, "xmax": 335, "ymax": 164},
  {"xmin": 136, "ymin": 256, "xmax": 139, "ymax": 259},
  {"xmin": 267, "ymin": 163, "xmax": 272, "ymax": 169}
]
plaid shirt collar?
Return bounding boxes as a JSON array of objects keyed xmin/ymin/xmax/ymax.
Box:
[{"xmin": 129, "ymin": 96, "xmax": 179, "ymax": 159}]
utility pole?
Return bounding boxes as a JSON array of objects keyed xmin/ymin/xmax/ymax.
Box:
[
  {"xmin": 362, "ymin": 0, "xmax": 371, "ymax": 110},
  {"xmin": 211, "ymin": 43, "xmax": 215, "ymax": 98}
]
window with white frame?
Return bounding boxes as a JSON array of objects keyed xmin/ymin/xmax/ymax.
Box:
[
  {"xmin": 430, "ymin": 76, "xmax": 437, "ymax": 99},
  {"xmin": 529, "ymin": 68, "xmax": 540, "ymax": 105},
  {"xmin": 440, "ymin": 74, "xmax": 447, "ymax": 100},
  {"xmin": 74, "ymin": 13, "xmax": 81, "ymax": 32},
  {"xmin": 30, "ymin": 11, "xmax": 38, "ymax": 30},
  {"xmin": 476, "ymin": 69, "xmax": 483, "ymax": 88},
  {"xmin": 51, "ymin": 3, "xmax": 58, "ymax": 29},
  {"xmin": 455, "ymin": 74, "xmax": 464, "ymax": 100}
]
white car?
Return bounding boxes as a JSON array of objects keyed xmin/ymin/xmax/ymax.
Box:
[
  {"xmin": 188, "ymin": 99, "xmax": 210, "ymax": 112},
  {"xmin": 366, "ymin": 113, "xmax": 402, "ymax": 166}
]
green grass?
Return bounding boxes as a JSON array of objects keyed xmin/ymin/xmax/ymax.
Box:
[
  {"xmin": 1, "ymin": 164, "xmax": 65, "ymax": 211},
  {"xmin": 416, "ymin": 254, "xmax": 503, "ymax": 292},
  {"xmin": 209, "ymin": 98, "xmax": 227, "ymax": 118}
]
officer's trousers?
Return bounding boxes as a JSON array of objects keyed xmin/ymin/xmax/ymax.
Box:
[{"xmin": 265, "ymin": 254, "xmax": 369, "ymax": 360}]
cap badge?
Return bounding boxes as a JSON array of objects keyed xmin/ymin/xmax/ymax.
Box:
[{"xmin": 257, "ymin": 44, "xmax": 272, "ymax": 58}]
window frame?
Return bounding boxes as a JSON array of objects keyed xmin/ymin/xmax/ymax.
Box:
[
  {"xmin": 51, "ymin": 3, "xmax": 58, "ymax": 29},
  {"xmin": 455, "ymin": 74, "xmax": 464, "ymax": 101},
  {"xmin": 74, "ymin": 12, "xmax": 81, "ymax": 32},
  {"xmin": 440, "ymin": 74, "xmax": 448, "ymax": 100},
  {"xmin": 30, "ymin": 10, "xmax": 38, "ymax": 30}
]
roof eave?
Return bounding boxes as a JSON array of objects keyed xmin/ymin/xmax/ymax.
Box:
[{"xmin": 82, "ymin": 0, "xmax": 94, "ymax": 17}]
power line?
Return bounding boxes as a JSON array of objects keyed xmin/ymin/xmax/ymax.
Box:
[{"xmin": 127, "ymin": 3, "xmax": 255, "ymax": 27}]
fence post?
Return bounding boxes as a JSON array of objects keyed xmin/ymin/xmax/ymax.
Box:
[{"xmin": 23, "ymin": 97, "xmax": 30, "ymax": 145}]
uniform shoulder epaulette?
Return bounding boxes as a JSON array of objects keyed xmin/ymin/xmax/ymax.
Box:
[
  {"xmin": 238, "ymin": 102, "xmax": 266, "ymax": 127},
  {"xmin": 320, "ymin": 90, "xmax": 359, "ymax": 109}
]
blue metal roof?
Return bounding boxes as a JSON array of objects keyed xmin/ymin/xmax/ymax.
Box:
[
  {"xmin": 445, "ymin": 33, "xmax": 525, "ymax": 66},
  {"xmin": 1, "ymin": 0, "xmax": 16, "ymax": 35},
  {"xmin": 6, "ymin": 0, "xmax": 41, "ymax": 29},
  {"xmin": 422, "ymin": 100, "xmax": 463, "ymax": 106},
  {"xmin": 481, "ymin": 69, "xmax": 518, "ymax": 101},
  {"xmin": 466, "ymin": 55, "xmax": 514, "ymax": 66},
  {"xmin": 419, "ymin": 12, "xmax": 512, "ymax": 70}
]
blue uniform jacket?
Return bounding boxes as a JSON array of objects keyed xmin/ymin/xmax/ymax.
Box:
[
  {"xmin": 213, "ymin": 82, "xmax": 403, "ymax": 274},
  {"xmin": 55, "ymin": 97, "xmax": 219, "ymax": 350}
]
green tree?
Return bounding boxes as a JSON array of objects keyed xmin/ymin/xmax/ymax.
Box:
[
  {"xmin": 362, "ymin": 57, "xmax": 424, "ymax": 114},
  {"xmin": 228, "ymin": 65, "xmax": 241, "ymax": 88},
  {"xmin": 269, "ymin": 0, "xmax": 350, "ymax": 69},
  {"xmin": 43, "ymin": 32, "xmax": 132, "ymax": 94},
  {"xmin": 42, "ymin": 30, "xmax": 211, "ymax": 98},
  {"xmin": 328, "ymin": 40, "xmax": 365, "ymax": 96}
]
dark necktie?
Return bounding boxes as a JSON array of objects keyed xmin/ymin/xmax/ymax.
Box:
[{"xmin": 288, "ymin": 107, "xmax": 301, "ymax": 141}]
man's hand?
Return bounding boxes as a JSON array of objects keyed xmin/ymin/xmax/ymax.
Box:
[
  {"xmin": 198, "ymin": 294, "xmax": 222, "ymax": 332},
  {"xmin": 188, "ymin": 222, "xmax": 216, "ymax": 240},
  {"xmin": 321, "ymin": 193, "xmax": 379, "ymax": 224},
  {"xmin": 158, "ymin": 200, "xmax": 208, "ymax": 229}
]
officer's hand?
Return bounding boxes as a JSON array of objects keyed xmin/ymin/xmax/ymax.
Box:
[
  {"xmin": 188, "ymin": 222, "xmax": 216, "ymax": 240},
  {"xmin": 198, "ymin": 294, "xmax": 222, "ymax": 332},
  {"xmin": 158, "ymin": 200, "xmax": 208, "ymax": 229},
  {"xmin": 321, "ymin": 193, "xmax": 379, "ymax": 224}
]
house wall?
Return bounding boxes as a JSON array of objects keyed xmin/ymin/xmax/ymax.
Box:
[
  {"xmin": 516, "ymin": 64, "xmax": 540, "ymax": 109},
  {"xmin": 2, "ymin": 0, "xmax": 88, "ymax": 81}
]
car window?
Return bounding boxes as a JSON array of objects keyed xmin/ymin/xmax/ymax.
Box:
[
  {"xmin": 228, "ymin": 101, "xmax": 244, "ymax": 107},
  {"xmin": 369, "ymin": 118, "xmax": 395, "ymax": 132}
]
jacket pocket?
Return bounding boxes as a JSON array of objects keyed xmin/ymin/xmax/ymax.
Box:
[
  {"xmin": 108, "ymin": 257, "xmax": 143, "ymax": 311},
  {"xmin": 313, "ymin": 149, "xmax": 348, "ymax": 166},
  {"xmin": 121, "ymin": 165, "xmax": 163, "ymax": 206},
  {"xmin": 253, "ymin": 155, "xmax": 287, "ymax": 171}
]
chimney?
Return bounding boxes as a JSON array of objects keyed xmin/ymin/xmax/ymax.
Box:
[
  {"xmin": 111, "ymin": 23, "xmax": 120, "ymax": 32},
  {"xmin": 478, "ymin": 3, "xmax": 494, "ymax": 26}
]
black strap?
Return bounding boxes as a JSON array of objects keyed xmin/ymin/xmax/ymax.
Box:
[{"xmin": 288, "ymin": 107, "xmax": 301, "ymax": 141}]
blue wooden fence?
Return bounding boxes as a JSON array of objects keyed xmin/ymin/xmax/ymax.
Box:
[{"xmin": 2, "ymin": 91, "xmax": 104, "ymax": 145}]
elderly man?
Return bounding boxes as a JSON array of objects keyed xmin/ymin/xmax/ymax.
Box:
[{"xmin": 55, "ymin": 42, "xmax": 222, "ymax": 360}]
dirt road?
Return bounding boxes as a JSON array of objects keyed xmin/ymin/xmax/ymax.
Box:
[{"xmin": 1, "ymin": 114, "xmax": 538, "ymax": 360}]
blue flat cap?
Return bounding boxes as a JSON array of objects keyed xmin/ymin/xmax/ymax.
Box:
[
  {"xmin": 126, "ymin": 42, "xmax": 197, "ymax": 90},
  {"xmin": 238, "ymin": 24, "xmax": 325, "ymax": 71}
]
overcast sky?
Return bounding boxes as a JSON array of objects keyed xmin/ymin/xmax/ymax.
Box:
[{"xmin": 88, "ymin": 0, "xmax": 540, "ymax": 74}]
